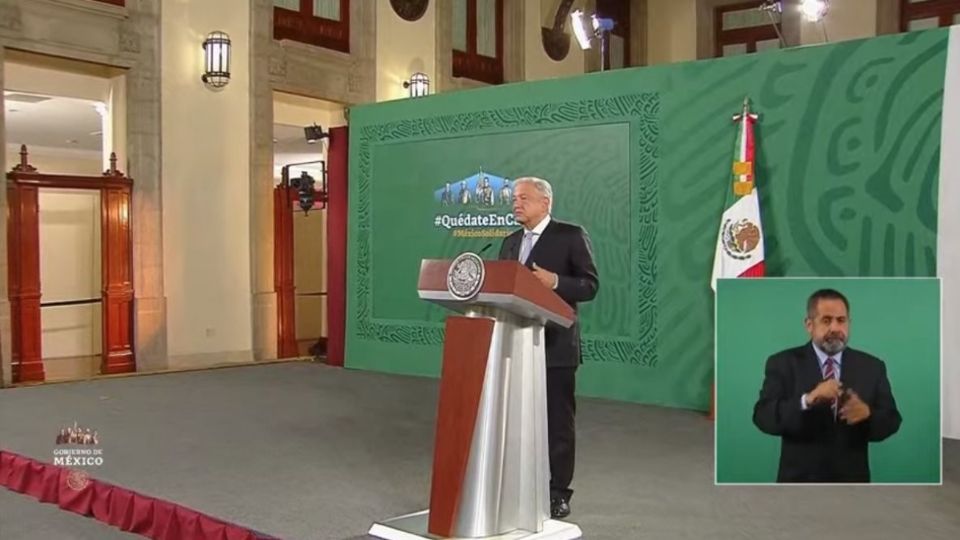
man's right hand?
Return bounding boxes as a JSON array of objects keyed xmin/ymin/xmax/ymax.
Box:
[{"xmin": 806, "ymin": 379, "xmax": 842, "ymax": 406}]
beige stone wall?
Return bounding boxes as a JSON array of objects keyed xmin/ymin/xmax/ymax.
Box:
[
  {"xmin": 376, "ymin": 0, "xmax": 438, "ymax": 101},
  {"xmin": 648, "ymin": 0, "xmax": 698, "ymax": 66},
  {"xmin": 161, "ymin": 0, "xmax": 253, "ymax": 366}
]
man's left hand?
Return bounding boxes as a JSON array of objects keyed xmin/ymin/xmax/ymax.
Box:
[
  {"xmin": 531, "ymin": 263, "xmax": 558, "ymax": 290},
  {"xmin": 839, "ymin": 390, "xmax": 871, "ymax": 425}
]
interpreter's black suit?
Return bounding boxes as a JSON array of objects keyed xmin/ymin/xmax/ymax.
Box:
[
  {"xmin": 752, "ymin": 343, "xmax": 902, "ymax": 483},
  {"xmin": 499, "ymin": 219, "xmax": 599, "ymax": 501}
]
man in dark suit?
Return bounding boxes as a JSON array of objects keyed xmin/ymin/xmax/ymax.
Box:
[
  {"xmin": 498, "ymin": 176, "xmax": 599, "ymax": 518},
  {"xmin": 752, "ymin": 288, "xmax": 902, "ymax": 483}
]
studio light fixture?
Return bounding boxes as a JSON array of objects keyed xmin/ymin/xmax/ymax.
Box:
[
  {"xmin": 570, "ymin": 9, "xmax": 616, "ymax": 70},
  {"xmin": 759, "ymin": 0, "xmax": 829, "ymax": 46},
  {"xmin": 570, "ymin": 9, "xmax": 592, "ymax": 50},
  {"xmin": 403, "ymin": 72, "xmax": 430, "ymax": 98},
  {"xmin": 757, "ymin": 1, "xmax": 788, "ymax": 48},
  {"xmin": 201, "ymin": 31, "xmax": 231, "ymax": 89},
  {"xmin": 282, "ymin": 161, "xmax": 328, "ymax": 215},
  {"xmin": 304, "ymin": 123, "xmax": 329, "ymax": 145},
  {"xmin": 800, "ymin": 0, "xmax": 829, "ymax": 22}
]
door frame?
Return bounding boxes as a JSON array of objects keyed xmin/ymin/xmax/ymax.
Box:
[
  {"xmin": 6, "ymin": 146, "xmax": 135, "ymax": 382},
  {"xmin": 273, "ymin": 126, "xmax": 347, "ymax": 364}
]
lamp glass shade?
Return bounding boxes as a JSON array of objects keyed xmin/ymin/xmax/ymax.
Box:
[
  {"xmin": 407, "ymin": 72, "xmax": 430, "ymax": 98},
  {"xmin": 202, "ymin": 31, "xmax": 231, "ymax": 88}
]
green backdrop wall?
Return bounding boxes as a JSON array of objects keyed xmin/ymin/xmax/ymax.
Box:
[
  {"xmin": 714, "ymin": 278, "xmax": 941, "ymax": 484},
  {"xmin": 346, "ymin": 29, "xmax": 948, "ymax": 410}
]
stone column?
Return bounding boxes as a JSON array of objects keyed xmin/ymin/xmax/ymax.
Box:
[
  {"xmin": 250, "ymin": 0, "xmax": 278, "ymax": 361},
  {"xmin": 125, "ymin": 0, "xmax": 168, "ymax": 371},
  {"xmin": 0, "ymin": 44, "xmax": 11, "ymax": 387}
]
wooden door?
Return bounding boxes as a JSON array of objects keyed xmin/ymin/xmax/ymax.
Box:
[
  {"xmin": 100, "ymin": 185, "xmax": 134, "ymax": 374},
  {"xmin": 7, "ymin": 149, "xmax": 135, "ymax": 382}
]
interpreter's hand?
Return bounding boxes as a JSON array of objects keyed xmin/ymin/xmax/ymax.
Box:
[
  {"xmin": 839, "ymin": 390, "xmax": 871, "ymax": 425},
  {"xmin": 806, "ymin": 378, "xmax": 842, "ymax": 406}
]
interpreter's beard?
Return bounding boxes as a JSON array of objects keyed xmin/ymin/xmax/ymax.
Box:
[{"xmin": 818, "ymin": 332, "xmax": 847, "ymax": 355}]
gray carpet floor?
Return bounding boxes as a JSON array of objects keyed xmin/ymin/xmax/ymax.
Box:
[
  {"xmin": 0, "ymin": 362, "xmax": 958, "ymax": 540},
  {"xmin": 0, "ymin": 487, "xmax": 139, "ymax": 539}
]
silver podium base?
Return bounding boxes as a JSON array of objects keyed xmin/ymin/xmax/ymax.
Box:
[{"xmin": 368, "ymin": 510, "xmax": 582, "ymax": 540}]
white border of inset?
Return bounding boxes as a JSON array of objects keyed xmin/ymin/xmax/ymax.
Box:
[
  {"xmin": 936, "ymin": 25, "xmax": 960, "ymax": 441},
  {"xmin": 713, "ymin": 276, "xmax": 943, "ymax": 486}
]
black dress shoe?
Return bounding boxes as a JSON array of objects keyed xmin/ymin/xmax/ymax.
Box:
[{"xmin": 550, "ymin": 497, "xmax": 571, "ymax": 519}]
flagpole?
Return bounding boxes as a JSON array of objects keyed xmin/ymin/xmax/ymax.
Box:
[{"xmin": 710, "ymin": 96, "xmax": 766, "ymax": 422}]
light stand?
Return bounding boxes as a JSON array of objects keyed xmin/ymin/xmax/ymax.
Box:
[
  {"xmin": 594, "ymin": 16, "xmax": 615, "ymax": 71},
  {"xmin": 758, "ymin": 1, "xmax": 788, "ymax": 49},
  {"xmin": 570, "ymin": 9, "xmax": 616, "ymax": 71}
]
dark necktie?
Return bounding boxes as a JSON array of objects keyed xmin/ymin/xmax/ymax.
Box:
[{"xmin": 823, "ymin": 357, "xmax": 838, "ymax": 418}]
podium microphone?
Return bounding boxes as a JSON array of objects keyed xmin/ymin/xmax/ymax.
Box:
[{"xmin": 477, "ymin": 242, "xmax": 493, "ymax": 256}]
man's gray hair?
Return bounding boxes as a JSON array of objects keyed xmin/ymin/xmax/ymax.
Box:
[{"xmin": 513, "ymin": 176, "xmax": 554, "ymax": 212}]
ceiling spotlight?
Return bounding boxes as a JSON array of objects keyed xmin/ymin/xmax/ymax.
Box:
[{"xmin": 799, "ymin": 0, "xmax": 828, "ymax": 22}]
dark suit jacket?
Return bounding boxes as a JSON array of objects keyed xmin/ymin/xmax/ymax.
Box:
[
  {"xmin": 498, "ymin": 219, "xmax": 599, "ymax": 368},
  {"xmin": 752, "ymin": 343, "xmax": 902, "ymax": 483}
]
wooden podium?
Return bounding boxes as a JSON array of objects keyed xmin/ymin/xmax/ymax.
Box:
[{"xmin": 369, "ymin": 255, "xmax": 583, "ymax": 540}]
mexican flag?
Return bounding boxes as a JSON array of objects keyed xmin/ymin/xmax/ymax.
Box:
[{"xmin": 710, "ymin": 98, "xmax": 766, "ymax": 291}]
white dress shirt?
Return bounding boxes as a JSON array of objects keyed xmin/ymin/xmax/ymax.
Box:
[{"xmin": 519, "ymin": 215, "xmax": 551, "ymax": 258}]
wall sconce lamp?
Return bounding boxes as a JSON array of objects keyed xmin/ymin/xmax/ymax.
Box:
[
  {"xmin": 403, "ymin": 72, "xmax": 430, "ymax": 98},
  {"xmin": 570, "ymin": 10, "xmax": 615, "ymax": 71},
  {"xmin": 202, "ymin": 31, "xmax": 231, "ymax": 89}
]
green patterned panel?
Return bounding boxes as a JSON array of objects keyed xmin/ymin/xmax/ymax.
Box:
[
  {"xmin": 346, "ymin": 29, "xmax": 948, "ymax": 410},
  {"xmin": 349, "ymin": 95, "xmax": 660, "ymax": 379},
  {"xmin": 368, "ymin": 125, "xmax": 634, "ymax": 341},
  {"xmin": 656, "ymin": 30, "xmax": 947, "ymax": 408}
]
